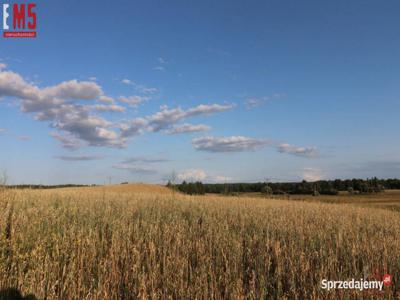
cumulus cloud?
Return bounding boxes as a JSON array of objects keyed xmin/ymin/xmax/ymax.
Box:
[
  {"xmin": 0, "ymin": 66, "xmax": 316, "ymax": 161},
  {"xmin": 192, "ymin": 135, "xmax": 319, "ymax": 158},
  {"xmin": 54, "ymin": 113, "xmax": 125, "ymax": 148},
  {"xmin": 185, "ymin": 103, "xmax": 236, "ymax": 117},
  {"xmin": 0, "ymin": 63, "xmax": 6, "ymax": 71},
  {"xmin": 54, "ymin": 155, "xmax": 103, "ymax": 161},
  {"xmin": 121, "ymin": 79, "xmax": 158, "ymax": 94},
  {"xmin": 0, "ymin": 67, "xmax": 125, "ymax": 149},
  {"xmin": 93, "ymin": 104, "xmax": 125, "ymax": 112},
  {"xmin": 99, "ymin": 95, "xmax": 114, "ymax": 103},
  {"xmin": 146, "ymin": 103, "xmax": 235, "ymax": 132},
  {"xmin": 50, "ymin": 132, "xmax": 82, "ymax": 150},
  {"xmin": 42, "ymin": 79, "xmax": 102, "ymax": 100},
  {"xmin": 0, "ymin": 66, "xmax": 238, "ymax": 150},
  {"xmin": 120, "ymin": 118, "xmax": 148, "ymax": 138},
  {"xmin": 302, "ymin": 168, "xmax": 324, "ymax": 182},
  {"xmin": 118, "ymin": 103, "xmax": 234, "ymax": 136},
  {"xmin": 0, "ymin": 69, "xmax": 41, "ymax": 100},
  {"xmin": 119, "ymin": 95, "xmax": 149, "ymax": 107},
  {"xmin": 178, "ymin": 169, "xmax": 207, "ymax": 181},
  {"xmin": 177, "ymin": 169, "xmax": 233, "ymax": 183},
  {"xmin": 192, "ymin": 136, "xmax": 270, "ymax": 152},
  {"xmin": 167, "ymin": 123, "xmax": 211, "ymax": 134},
  {"xmin": 277, "ymin": 143, "xmax": 318, "ymax": 158},
  {"xmin": 146, "ymin": 106, "xmax": 185, "ymax": 131},
  {"xmin": 112, "ymin": 164, "xmax": 157, "ymax": 174}
]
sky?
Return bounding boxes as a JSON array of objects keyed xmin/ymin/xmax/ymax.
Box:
[{"xmin": 0, "ymin": 0, "xmax": 399, "ymax": 185}]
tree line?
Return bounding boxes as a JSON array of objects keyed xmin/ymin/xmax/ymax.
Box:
[
  {"xmin": 4, "ymin": 184, "xmax": 95, "ymax": 190},
  {"xmin": 171, "ymin": 177, "xmax": 399, "ymax": 195}
]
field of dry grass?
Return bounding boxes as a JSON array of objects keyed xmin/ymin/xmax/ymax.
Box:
[
  {"xmin": 240, "ymin": 189, "xmax": 400, "ymax": 212},
  {"xmin": 0, "ymin": 185, "xmax": 399, "ymax": 299},
  {"xmin": 284, "ymin": 189, "xmax": 400, "ymax": 212}
]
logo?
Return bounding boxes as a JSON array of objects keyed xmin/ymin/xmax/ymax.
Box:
[
  {"xmin": 2, "ymin": 3, "xmax": 37, "ymax": 38},
  {"xmin": 321, "ymin": 268, "xmax": 394, "ymax": 296},
  {"xmin": 321, "ymin": 278, "xmax": 385, "ymax": 292},
  {"xmin": 383, "ymin": 274, "xmax": 392, "ymax": 287}
]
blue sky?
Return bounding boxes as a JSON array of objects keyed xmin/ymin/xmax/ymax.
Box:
[{"xmin": 0, "ymin": 0, "xmax": 399, "ymax": 184}]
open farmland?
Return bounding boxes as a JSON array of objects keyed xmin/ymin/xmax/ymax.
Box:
[
  {"xmin": 0, "ymin": 185, "xmax": 399, "ymax": 299},
  {"xmin": 288, "ymin": 190, "xmax": 400, "ymax": 212},
  {"xmin": 239, "ymin": 189, "xmax": 400, "ymax": 212}
]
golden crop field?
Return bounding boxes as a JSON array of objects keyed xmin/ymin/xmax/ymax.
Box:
[{"xmin": 0, "ymin": 185, "xmax": 399, "ymax": 299}]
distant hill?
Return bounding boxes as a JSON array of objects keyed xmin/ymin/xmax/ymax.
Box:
[{"xmin": 5, "ymin": 183, "xmax": 172, "ymax": 194}]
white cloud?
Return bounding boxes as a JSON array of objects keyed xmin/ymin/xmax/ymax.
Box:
[
  {"xmin": 50, "ymin": 132, "xmax": 82, "ymax": 150},
  {"xmin": 121, "ymin": 79, "xmax": 158, "ymax": 94},
  {"xmin": 0, "ymin": 128, "xmax": 6, "ymax": 134},
  {"xmin": 192, "ymin": 136, "xmax": 270, "ymax": 152},
  {"xmin": 302, "ymin": 168, "xmax": 324, "ymax": 182},
  {"xmin": 121, "ymin": 79, "xmax": 133, "ymax": 85},
  {"xmin": 0, "ymin": 66, "xmax": 316, "ymax": 161},
  {"xmin": 177, "ymin": 169, "xmax": 233, "ymax": 183},
  {"xmin": 244, "ymin": 93, "xmax": 285, "ymax": 109},
  {"xmin": 121, "ymin": 104, "xmax": 235, "ymax": 137},
  {"xmin": 178, "ymin": 169, "xmax": 207, "ymax": 181},
  {"xmin": 192, "ymin": 135, "xmax": 318, "ymax": 158},
  {"xmin": 54, "ymin": 113, "xmax": 125, "ymax": 148},
  {"xmin": 0, "ymin": 69, "xmax": 41, "ymax": 101},
  {"xmin": 119, "ymin": 95, "xmax": 149, "ymax": 107},
  {"xmin": 41, "ymin": 79, "xmax": 102, "ymax": 100},
  {"xmin": 277, "ymin": 143, "xmax": 318, "ymax": 158},
  {"xmin": 139, "ymin": 86, "xmax": 158, "ymax": 94},
  {"xmin": 245, "ymin": 98, "xmax": 264, "ymax": 109},
  {"xmin": 0, "ymin": 66, "xmax": 234, "ymax": 148},
  {"xmin": 120, "ymin": 118, "xmax": 148, "ymax": 138},
  {"xmin": 0, "ymin": 63, "xmax": 6, "ymax": 71},
  {"xmin": 185, "ymin": 103, "xmax": 236, "ymax": 117},
  {"xmin": 93, "ymin": 104, "xmax": 125, "ymax": 112},
  {"xmin": 145, "ymin": 103, "xmax": 235, "ymax": 132},
  {"xmin": 167, "ymin": 123, "xmax": 211, "ymax": 134},
  {"xmin": 0, "ymin": 67, "xmax": 125, "ymax": 148},
  {"xmin": 147, "ymin": 106, "xmax": 185, "ymax": 131},
  {"xmin": 99, "ymin": 95, "xmax": 114, "ymax": 103}
]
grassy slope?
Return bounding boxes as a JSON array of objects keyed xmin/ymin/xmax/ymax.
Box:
[{"xmin": 241, "ymin": 189, "xmax": 400, "ymax": 212}]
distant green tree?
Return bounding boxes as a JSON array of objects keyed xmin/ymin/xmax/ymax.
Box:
[{"xmin": 261, "ymin": 185, "xmax": 273, "ymax": 196}]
